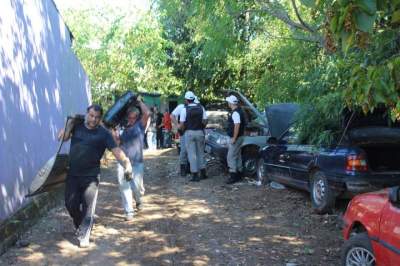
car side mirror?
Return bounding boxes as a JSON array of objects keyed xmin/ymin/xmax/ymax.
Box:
[{"xmin": 389, "ymin": 186, "xmax": 400, "ymax": 204}]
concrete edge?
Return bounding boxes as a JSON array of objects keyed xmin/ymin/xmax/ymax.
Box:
[{"xmin": 0, "ymin": 186, "xmax": 64, "ymax": 255}]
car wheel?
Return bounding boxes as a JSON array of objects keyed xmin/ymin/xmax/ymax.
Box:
[
  {"xmin": 310, "ymin": 171, "xmax": 335, "ymax": 214},
  {"xmin": 341, "ymin": 232, "xmax": 376, "ymax": 266},
  {"xmin": 242, "ymin": 151, "xmax": 257, "ymax": 178},
  {"xmin": 256, "ymin": 158, "xmax": 269, "ymax": 185},
  {"xmin": 205, "ymin": 154, "xmax": 227, "ymax": 176}
]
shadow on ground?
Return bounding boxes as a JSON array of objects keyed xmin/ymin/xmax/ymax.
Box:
[{"xmin": 0, "ymin": 149, "xmax": 343, "ymax": 265}]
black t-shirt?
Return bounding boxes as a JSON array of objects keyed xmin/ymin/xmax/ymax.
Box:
[
  {"xmin": 68, "ymin": 124, "xmax": 117, "ymax": 177},
  {"xmin": 156, "ymin": 112, "xmax": 163, "ymax": 125}
]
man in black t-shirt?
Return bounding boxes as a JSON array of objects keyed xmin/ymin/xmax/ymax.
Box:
[
  {"xmin": 155, "ymin": 107, "xmax": 164, "ymax": 149},
  {"xmin": 58, "ymin": 104, "xmax": 132, "ymax": 248}
]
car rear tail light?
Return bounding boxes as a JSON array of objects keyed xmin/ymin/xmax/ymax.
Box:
[{"xmin": 346, "ymin": 155, "xmax": 368, "ymax": 172}]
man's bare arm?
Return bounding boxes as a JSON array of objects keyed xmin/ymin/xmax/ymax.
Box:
[
  {"xmin": 57, "ymin": 119, "xmax": 75, "ymax": 141},
  {"xmin": 111, "ymin": 147, "xmax": 132, "ymax": 173},
  {"xmin": 138, "ymin": 101, "xmax": 150, "ymax": 128},
  {"xmin": 232, "ymin": 123, "xmax": 240, "ymax": 144}
]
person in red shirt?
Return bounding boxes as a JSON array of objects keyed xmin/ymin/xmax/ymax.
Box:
[{"xmin": 162, "ymin": 111, "xmax": 172, "ymax": 148}]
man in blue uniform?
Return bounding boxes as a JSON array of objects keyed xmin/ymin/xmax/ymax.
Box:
[
  {"xmin": 225, "ymin": 95, "xmax": 246, "ymax": 184},
  {"xmin": 179, "ymin": 91, "xmax": 208, "ymax": 181}
]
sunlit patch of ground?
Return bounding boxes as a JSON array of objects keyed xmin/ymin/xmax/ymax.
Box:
[{"xmin": 0, "ymin": 149, "xmax": 342, "ymax": 265}]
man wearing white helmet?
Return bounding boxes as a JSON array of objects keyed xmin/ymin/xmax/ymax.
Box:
[
  {"xmin": 179, "ymin": 91, "xmax": 208, "ymax": 181},
  {"xmin": 225, "ymin": 94, "xmax": 246, "ymax": 184},
  {"xmin": 171, "ymin": 99, "xmax": 189, "ymax": 176}
]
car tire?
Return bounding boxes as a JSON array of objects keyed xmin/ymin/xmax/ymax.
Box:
[
  {"xmin": 242, "ymin": 150, "xmax": 258, "ymax": 178},
  {"xmin": 205, "ymin": 154, "xmax": 227, "ymax": 175},
  {"xmin": 310, "ymin": 171, "xmax": 335, "ymax": 214},
  {"xmin": 341, "ymin": 232, "xmax": 376, "ymax": 266},
  {"xmin": 256, "ymin": 158, "xmax": 269, "ymax": 185}
]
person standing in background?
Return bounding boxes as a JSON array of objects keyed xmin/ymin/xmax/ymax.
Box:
[
  {"xmin": 225, "ymin": 95, "xmax": 246, "ymax": 184},
  {"xmin": 156, "ymin": 107, "xmax": 164, "ymax": 149},
  {"xmin": 179, "ymin": 91, "xmax": 208, "ymax": 182},
  {"xmin": 162, "ymin": 110, "xmax": 172, "ymax": 148},
  {"xmin": 146, "ymin": 107, "xmax": 157, "ymax": 150},
  {"xmin": 171, "ymin": 101, "xmax": 189, "ymax": 176}
]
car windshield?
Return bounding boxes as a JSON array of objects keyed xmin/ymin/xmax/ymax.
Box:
[{"xmin": 281, "ymin": 126, "xmax": 300, "ymax": 144}]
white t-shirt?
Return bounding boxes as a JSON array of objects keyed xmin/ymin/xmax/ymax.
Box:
[
  {"xmin": 171, "ymin": 104, "xmax": 185, "ymax": 119},
  {"xmin": 179, "ymin": 103, "xmax": 207, "ymax": 122},
  {"xmin": 232, "ymin": 111, "xmax": 241, "ymax": 124}
]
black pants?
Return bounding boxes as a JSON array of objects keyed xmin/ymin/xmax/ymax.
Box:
[
  {"xmin": 156, "ymin": 129, "xmax": 164, "ymax": 148},
  {"xmin": 65, "ymin": 175, "xmax": 99, "ymax": 229}
]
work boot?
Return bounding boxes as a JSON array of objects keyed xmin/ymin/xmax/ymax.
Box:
[
  {"xmin": 190, "ymin": 172, "xmax": 200, "ymax": 182},
  {"xmin": 226, "ymin": 172, "xmax": 240, "ymax": 184},
  {"xmin": 200, "ymin": 169, "xmax": 208, "ymax": 180},
  {"xmin": 237, "ymin": 171, "xmax": 243, "ymax": 179},
  {"xmin": 180, "ymin": 164, "xmax": 187, "ymax": 177}
]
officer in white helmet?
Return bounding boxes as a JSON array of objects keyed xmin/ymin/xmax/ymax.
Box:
[
  {"xmin": 171, "ymin": 97, "xmax": 189, "ymax": 176},
  {"xmin": 225, "ymin": 94, "xmax": 246, "ymax": 184},
  {"xmin": 179, "ymin": 91, "xmax": 208, "ymax": 181}
]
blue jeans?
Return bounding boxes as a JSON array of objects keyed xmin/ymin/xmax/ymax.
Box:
[
  {"xmin": 146, "ymin": 132, "xmax": 156, "ymax": 150},
  {"xmin": 179, "ymin": 133, "xmax": 188, "ymax": 165},
  {"xmin": 185, "ymin": 130, "xmax": 205, "ymax": 173},
  {"xmin": 117, "ymin": 163, "xmax": 144, "ymax": 215},
  {"xmin": 163, "ymin": 130, "xmax": 172, "ymax": 147}
]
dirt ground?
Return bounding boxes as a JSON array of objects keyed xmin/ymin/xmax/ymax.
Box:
[{"xmin": 0, "ymin": 149, "xmax": 343, "ymax": 265}]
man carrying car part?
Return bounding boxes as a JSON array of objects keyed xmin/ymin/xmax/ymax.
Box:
[
  {"xmin": 111, "ymin": 99, "xmax": 150, "ymax": 221},
  {"xmin": 225, "ymin": 95, "xmax": 246, "ymax": 184},
  {"xmin": 179, "ymin": 91, "xmax": 208, "ymax": 182},
  {"xmin": 58, "ymin": 104, "xmax": 133, "ymax": 248}
]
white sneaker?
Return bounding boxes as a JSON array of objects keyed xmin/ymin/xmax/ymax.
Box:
[
  {"xmin": 79, "ymin": 237, "xmax": 90, "ymax": 248},
  {"xmin": 125, "ymin": 213, "xmax": 134, "ymax": 221},
  {"xmin": 77, "ymin": 217, "xmax": 93, "ymax": 248}
]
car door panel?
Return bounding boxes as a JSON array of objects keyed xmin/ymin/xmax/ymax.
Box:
[
  {"xmin": 285, "ymin": 145, "xmax": 315, "ymax": 190},
  {"xmin": 265, "ymin": 145, "xmax": 291, "ymax": 182},
  {"xmin": 379, "ymin": 203, "xmax": 400, "ymax": 264}
]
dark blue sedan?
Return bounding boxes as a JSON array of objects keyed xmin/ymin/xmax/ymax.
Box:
[{"xmin": 257, "ymin": 104, "xmax": 400, "ymax": 214}]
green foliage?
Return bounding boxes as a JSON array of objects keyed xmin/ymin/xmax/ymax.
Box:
[
  {"xmin": 60, "ymin": 0, "xmax": 400, "ymax": 145},
  {"xmin": 61, "ymin": 6, "xmax": 181, "ymax": 109}
]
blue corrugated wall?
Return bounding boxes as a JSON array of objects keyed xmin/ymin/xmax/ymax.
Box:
[{"xmin": 0, "ymin": 0, "xmax": 91, "ymax": 221}]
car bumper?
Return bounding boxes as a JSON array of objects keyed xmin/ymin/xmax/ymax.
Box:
[{"xmin": 328, "ymin": 172, "xmax": 400, "ymax": 195}]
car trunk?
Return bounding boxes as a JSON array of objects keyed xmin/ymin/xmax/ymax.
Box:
[
  {"xmin": 346, "ymin": 107, "xmax": 400, "ymax": 172},
  {"xmin": 360, "ymin": 144, "xmax": 400, "ymax": 172}
]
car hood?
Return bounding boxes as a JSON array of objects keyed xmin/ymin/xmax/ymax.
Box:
[
  {"xmin": 227, "ymin": 90, "xmax": 268, "ymax": 127},
  {"xmin": 265, "ymin": 103, "xmax": 300, "ymax": 138}
]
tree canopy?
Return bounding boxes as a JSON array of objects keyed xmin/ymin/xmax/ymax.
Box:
[{"xmin": 59, "ymin": 0, "xmax": 400, "ymax": 144}]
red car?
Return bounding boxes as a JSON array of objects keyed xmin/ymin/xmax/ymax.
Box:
[{"xmin": 342, "ymin": 186, "xmax": 400, "ymax": 265}]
